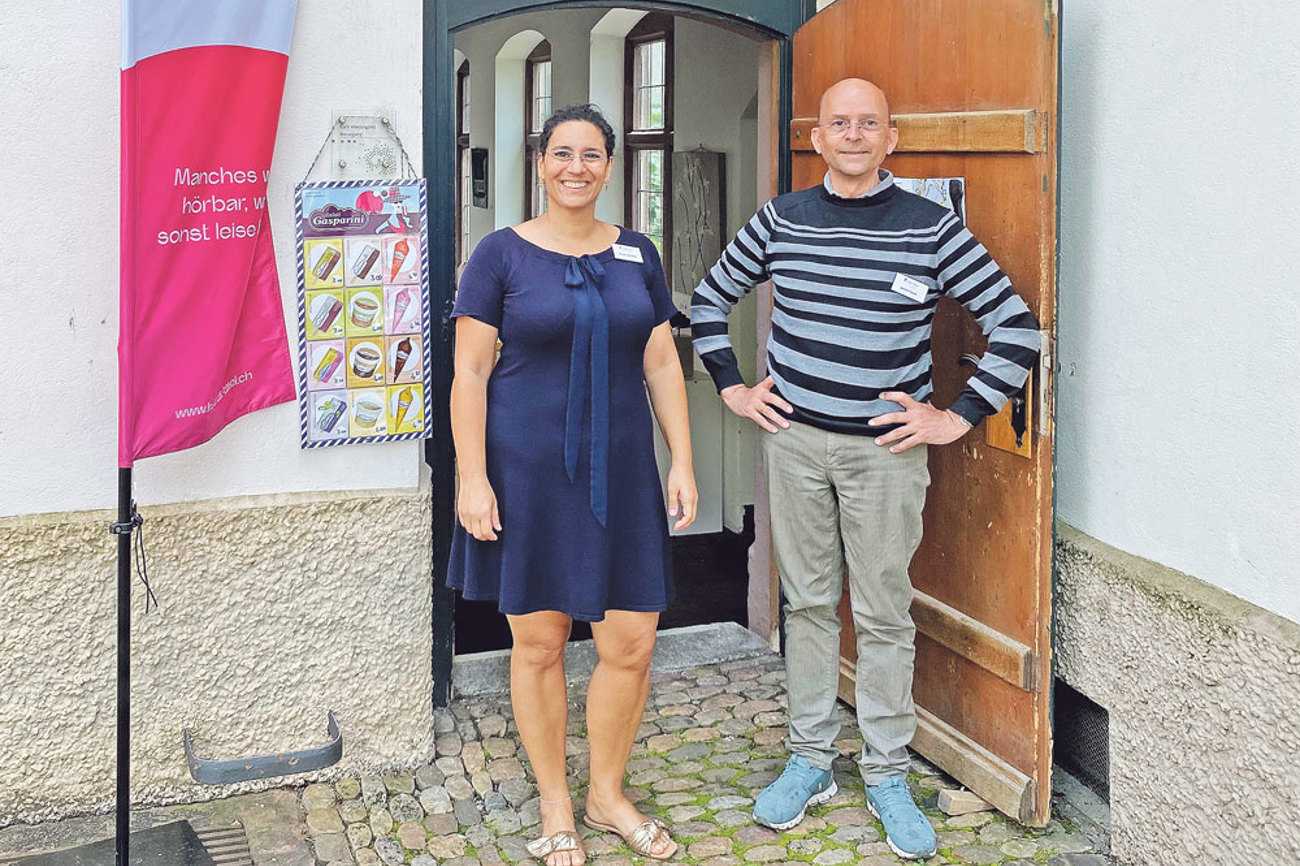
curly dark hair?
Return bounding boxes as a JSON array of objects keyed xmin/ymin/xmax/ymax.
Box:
[{"xmin": 538, "ymin": 103, "xmax": 617, "ymax": 157}]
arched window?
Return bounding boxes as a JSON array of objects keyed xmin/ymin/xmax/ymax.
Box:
[
  {"xmin": 524, "ymin": 40, "xmax": 552, "ymax": 218},
  {"xmin": 456, "ymin": 58, "xmax": 471, "ymax": 266},
  {"xmin": 624, "ymin": 14, "xmax": 673, "ymax": 272}
]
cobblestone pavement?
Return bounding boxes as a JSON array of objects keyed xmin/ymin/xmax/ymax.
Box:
[{"xmin": 301, "ymin": 655, "xmax": 1109, "ymax": 866}]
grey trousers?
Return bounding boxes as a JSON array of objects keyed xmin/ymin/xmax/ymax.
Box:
[{"xmin": 761, "ymin": 420, "xmax": 930, "ymax": 784}]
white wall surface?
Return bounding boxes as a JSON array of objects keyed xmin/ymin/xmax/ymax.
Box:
[
  {"xmin": 0, "ymin": 1, "xmax": 425, "ymax": 519},
  {"xmin": 1056, "ymin": 0, "xmax": 1300, "ymax": 622}
]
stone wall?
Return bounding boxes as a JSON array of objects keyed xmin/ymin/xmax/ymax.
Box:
[
  {"xmin": 0, "ymin": 489, "xmax": 434, "ymax": 826},
  {"xmin": 1054, "ymin": 524, "xmax": 1300, "ymax": 864}
]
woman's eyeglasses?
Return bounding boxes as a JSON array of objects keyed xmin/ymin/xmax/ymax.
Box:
[{"xmin": 545, "ymin": 148, "xmax": 608, "ymax": 165}]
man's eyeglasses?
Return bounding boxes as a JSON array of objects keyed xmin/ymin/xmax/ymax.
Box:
[
  {"xmin": 545, "ymin": 148, "xmax": 608, "ymax": 165},
  {"xmin": 819, "ymin": 118, "xmax": 888, "ymax": 136}
]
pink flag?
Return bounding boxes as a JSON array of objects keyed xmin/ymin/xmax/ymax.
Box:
[{"xmin": 119, "ymin": 0, "xmax": 298, "ymax": 465}]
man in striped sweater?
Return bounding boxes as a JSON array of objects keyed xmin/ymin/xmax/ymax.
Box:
[{"xmin": 690, "ymin": 79, "xmax": 1039, "ymax": 860}]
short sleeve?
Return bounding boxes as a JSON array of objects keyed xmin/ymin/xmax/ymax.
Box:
[
  {"xmin": 637, "ymin": 233, "xmax": 677, "ymax": 326},
  {"xmin": 452, "ymin": 230, "xmax": 509, "ymax": 329}
]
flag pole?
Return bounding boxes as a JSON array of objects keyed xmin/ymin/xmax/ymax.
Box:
[{"xmin": 114, "ymin": 466, "xmax": 133, "ymax": 866}]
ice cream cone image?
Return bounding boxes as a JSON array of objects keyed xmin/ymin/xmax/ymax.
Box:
[
  {"xmin": 391, "ymin": 287, "xmax": 412, "ymax": 330},
  {"xmin": 389, "ymin": 236, "xmax": 410, "ymax": 282},
  {"xmin": 395, "ymin": 386, "xmax": 414, "ymax": 428},
  {"xmin": 392, "ymin": 337, "xmax": 413, "ymax": 380}
]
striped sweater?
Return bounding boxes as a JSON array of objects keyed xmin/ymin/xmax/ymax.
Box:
[{"xmin": 690, "ymin": 172, "xmax": 1040, "ymax": 434}]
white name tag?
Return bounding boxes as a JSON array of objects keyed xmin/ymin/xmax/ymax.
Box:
[
  {"xmin": 611, "ymin": 243, "xmax": 644, "ymax": 263},
  {"xmin": 889, "ymin": 272, "xmax": 930, "ymax": 302}
]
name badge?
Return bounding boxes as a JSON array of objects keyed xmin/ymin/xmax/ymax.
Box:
[
  {"xmin": 889, "ymin": 272, "xmax": 930, "ymax": 302},
  {"xmin": 611, "ymin": 243, "xmax": 644, "ymax": 263}
]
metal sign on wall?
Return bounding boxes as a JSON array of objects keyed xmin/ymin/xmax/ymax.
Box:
[{"xmin": 294, "ymin": 179, "xmax": 432, "ymax": 447}]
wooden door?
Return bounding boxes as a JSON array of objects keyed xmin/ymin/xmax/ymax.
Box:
[{"xmin": 788, "ymin": 0, "xmax": 1059, "ymax": 826}]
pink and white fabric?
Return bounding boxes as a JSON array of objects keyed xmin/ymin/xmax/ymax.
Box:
[{"xmin": 120, "ymin": 0, "xmax": 298, "ymax": 465}]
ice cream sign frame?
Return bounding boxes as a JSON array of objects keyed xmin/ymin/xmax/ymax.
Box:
[{"xmin": 294, "ymin": 179, "xmax": 431, "ymax": 448}]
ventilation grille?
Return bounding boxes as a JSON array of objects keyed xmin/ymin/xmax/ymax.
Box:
[{"xmin": 1054, "ymin": 678, "xmax": 1110, "ymax": 802}]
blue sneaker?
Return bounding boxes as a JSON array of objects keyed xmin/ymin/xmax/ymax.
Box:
[
  {"xmin": 865, "ymin": 776, "xmax": 938, "ymax": 860},
  {"xmin": 752, "ymin": 755, "xmax": 838, "ymax": 830}
]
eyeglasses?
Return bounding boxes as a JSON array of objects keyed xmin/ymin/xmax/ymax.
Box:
[
  {"xmin": 545, "ymin": 148, "xmax": 608, "ymax": 165},
  {"xmin": 819, "ymin": 118, "xmax": 888, "ymax": 137}
]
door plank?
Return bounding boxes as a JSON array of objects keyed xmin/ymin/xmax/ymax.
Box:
[
  {"xmin": 912, "ymin": 592, "xmax": 1037, "ymax": 692},
  {"xmin": 791, "ymin": 109, "xmax": 1044, "ymax": 153}
]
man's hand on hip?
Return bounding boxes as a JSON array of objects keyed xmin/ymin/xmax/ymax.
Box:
[
  {"xmin": 720, "ymin": 376, "xmax": 793, "ymax": 433},
  {"xmin": 869, "ymin": 391, "xmax": 971, "ymax": 453}
]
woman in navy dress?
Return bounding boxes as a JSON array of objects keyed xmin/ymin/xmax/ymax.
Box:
[{"xmin": 448, "ymin": 104, "xmax": 696, "ymax": 865}]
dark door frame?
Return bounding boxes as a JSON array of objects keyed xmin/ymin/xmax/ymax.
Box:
[{"xmin": 422, "ymin": 0, "xmax": 814, "ymax": 706}]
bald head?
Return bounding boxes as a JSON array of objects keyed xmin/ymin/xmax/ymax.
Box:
[{"xmin": 818, "ymin": 78, "xmax": 891, "ymax": 125}]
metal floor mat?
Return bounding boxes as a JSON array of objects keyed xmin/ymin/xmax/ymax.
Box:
[{"xmin": 7, "ymin": 820, "xmax": 252, "ymax": 866}]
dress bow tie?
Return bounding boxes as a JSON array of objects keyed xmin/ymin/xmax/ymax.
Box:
[{"xmin": 563, "ymin": 254, "xmax": 609, "ymax": 526}]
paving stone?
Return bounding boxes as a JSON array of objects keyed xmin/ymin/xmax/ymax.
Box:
[
  {"xmin": 658, "ymin": 715, "xmax": 697, "ymax": 731},
  {"xmin": 699, "ymin": 856, "xmax": 744, "ymax": 866},
  {"xmin": 389, "ymin": 793, "xmax": 424, "ymax": 823},
  {"xmin": 1001, "ymin": 838, "xmax": 1040, "ymax": 858},
  {"xmin": 688, "ymin": 836, "xmax": 735, "ymax": 858},
  {"xmin": 668, "ymin": 805, "xmax": 706, "ymax": 822},
  {"xmin": 486, "ymin": 808, "xmax": 522, "ymax": 834},
  {"xmin": 335, "ymin": 776, "xmax": 362, "ymax": 800},
  {"xmin": 752, "ymin": 729, "xmax": 785, "ymax": 746},
  {"xmin": 355, "ymin": 851, "xmax": 380, "ymax": 866},
  {"xmin": 683, "ymin": 726, "xmax": 721, "ymax": 742},
  {"xmin": 735, "ymin": 771, "xmax": 779, "ymax": 789},
  {"xmin": 752, "ymin": 711, "xmax": 787, "ymax": 728},
  {"xmin": 660, "ymin": 703, "xmax": 699, "ymax": 717},
  {"xmin": 646, "ymin": 733, "xmax": 681, "ymax": 753},
  {"xmin": 785, "ymin": 816, "xmax": 826, "ymax": 835},
  {"xmin": 701, "ymin": 767, "xmax": 738, "ymax": 783},
  {"xmin": 657, "ymin": 792, "xmax": 699, "ymax": 806},
  {"xmin": 478, "ymin": 714, "xmax": 508, "ymax": 738},
  {"xmin": 435, "ymin": 755, "xmax": 464, "ymax": 777},
  {"xmin": 419, "ymin": 785, "xmax": 453, "ymax": 815},
  {"xmin": 497, "ymin": 835, "xmax": 531, "ymax": 863},
  {"xmin": 978, "ymin": 822, "xmax": 1015, "ymax": 845},
  {"xmin": 369, "ymin": 808, "xmax": 393, "ymax": 836},
  {"xmin": 483, "ymin": 736, "xmax": 517, "ymax": 759},
  {"xmin": 444, "ymin": 775, "xmax": 474, "ymax": 800},
  {"xmin": 822, "ymin": 806, "xmax": 872, "ymax": 827},
  {"xmin": 1047, "ymin": 855, "xmax": 1111, "ymax": 866},
  {"xmin": 937, "ymin": 830, "xmax": 976, "ymax": 847},
  {"xmin": 483, "ymin": 790, "xmax": 509, "ymax": 813},
  {"xmin": 944, "ymin": 811, "xmax": 994, "ymax": 829},
  {"xmin": 714, "ymin": 809, "xmax": 752, "ymax": 828},
  {"xmin": 425, "ymin": 812, "xmax": 458, "ymax": 835},
  {"xmin": 463, "ymin": 744, "xmax": 488, "ymax": 775},
  {"xmin": 307, "ymin": 807, "xmax": 345, "ymax": 834},
  {"xmin": 827, "ymin": 824, "xmax": 878, "ymax": 844},
  {"xmin": 339, "ymin": 798, "xmax": 368, "ymax": 824},
  {"xmin": 345, "ymin": 823, "xmax": 373, "ymax": 849},
  {"xmin": 703, "ymin": 693, "xmax": 745, "ymax": 710},
  {"xmin": 733, "ymin": 825, "xmax": 780, "ymax": 846},
  {"xmin": 733, "ymin": 700, "xmax": 780, "ymax": 719},
  {"xmin": 653, "ymin": 776, "xmax": 702, "ymax": 792},
  {"xmin": 742, "ymin": 844, "xmax": 787, "ymax": 862},
  {"xmin": 383, "ymin": 774, "xmax": 415, "ymax": 795},
  {"xmin": 471, "ymin": 769, "xmax": 495, "ymax": 798},
  {"xmin": 953, "ymin": 844, "xmax": 1004, "ymax": 864},
  {"xmin": 786, "ymin": 837, "xmax": 823, "ymax": 856},
  {"xmin": 375, "ymin": 836, "xmax": 405, "ymax": 865},
  {"xmin": 313, "ymin": 832, "xmax": 353, "ymax": 858},
  {"xmin": 812, "ymin": 849, "xmax": 854, "ymax": 865},
  {"xmin": 303, "ymin": 782, "xmax": 338, "ymax": 811},
  {"xmin": 706, "ymin": 794, "xmax": 752, "ymax": 810},
  {"xmin": 1039, "ymin": 835, "xmax": 1096, "ymax": 855},
  {"xmin": 938, "ymin": 788, "xmax": 993, "ymax": 816},
  {"xmin": 444, "ymin": 858, "xmax": 482, "ymax": 866},
  {"xmin": 917, "ymin": 775, "xmax": 949, "ymax": 790},
  {"xmin": 675, "ymin": 760, "xmax": 708, "ymax": 775},
  {"xmin": 454, "ymin": 796, "xmax": 481, "ymax": 826},
  {"xmin": 465, "ymin": 824, "xmax": 496, "ymax": 849},
  {"xmin": 427, "ymin": 834, "xmax": 468, "ymax": 858},
  {"xmin": 397, "ymin": 820, "xmax": 428, "ymax": 850},
  {"xmin": 518, "ymin": 797, "xmax": 541, "ymax": 827},
  {"xmin": 361, "ymin": 777, "xmax": 388, "ymax": 808},
  {"xmin": 434, "ymin": 708, "xmax": 457, "ymax": 734},
  {"xmin": 415, "ymin": 764, "xmax": 445, "ymax": 789},
  {"xmin": 668, "ymin": 742, "xmax": 713, "ymax": 762},
  {"xmin": 673, "ymin": 820, "xmax": 717, "ymax": 837}
]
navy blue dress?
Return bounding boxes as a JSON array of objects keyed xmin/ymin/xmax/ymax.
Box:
[{"xmin": 447, "ymin": 227, "xmax": 677, "ymax": 621}]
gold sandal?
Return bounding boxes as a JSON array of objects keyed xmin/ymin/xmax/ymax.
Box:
[
  {"xmin": 525, "ymin": 830, "xmax": 584, "ymax": 864},
  {"xmin": 584, "ymin": 815, "xmax": 678, "ymax": 860}
]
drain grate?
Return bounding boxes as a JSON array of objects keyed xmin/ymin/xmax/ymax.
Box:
[
  {"xmin": 193, "ymin": 824, "xmax": 254, "ymax": 866},
  {"xmin": 5, "ymin": 819, "xmax": 252, "ymax": 866},
  {"xmin": 1054, "ymin": 678, "xmax": 1110, "ymax": 802}
]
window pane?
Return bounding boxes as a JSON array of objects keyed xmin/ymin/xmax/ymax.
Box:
[{"xmin": 650, "ymin": 40, "xmax": 664, "ymax": 86}]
